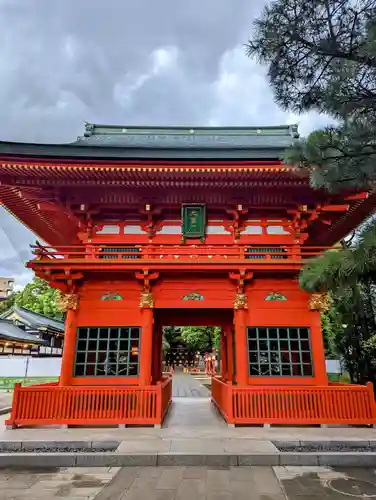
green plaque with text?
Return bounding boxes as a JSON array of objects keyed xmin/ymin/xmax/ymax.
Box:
[{"xmin": 181, "ymin": 204, "xmax": 206, "ymax": 242}]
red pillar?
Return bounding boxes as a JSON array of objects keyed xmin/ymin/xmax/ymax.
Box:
[
  {"xmin": 311, "ymin": 312, "xmax": 328, "ymax": 385},
  {"xmin": 140, "ymin": 308, "xmax": 154, "ymax": 385},
  {"xmin": 225, "ymin": 324, "xmax": 234, "ymax": 383},
  {"xmin": 60, "ymin": 306, "xmax": 78, "ymax": 386},
  {"xmin": 220, "ymin": 328, "xmax": 227, "ymax": 380},
  {"xmin": 234, "ymin": 309, "xmax": 249, "ymax": 386}
]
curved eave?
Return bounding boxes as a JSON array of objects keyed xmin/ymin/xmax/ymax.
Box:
[
  {"xmin": 0, "ymin": 160, "xmax": 304, "ymax": 183},
  {"xmin": 308, "ymin": 191, "xmax": 376, "ymax": 246},
  {"xmin": 0, "ymin": 186, "xmax": 80, "ymax": 247}
]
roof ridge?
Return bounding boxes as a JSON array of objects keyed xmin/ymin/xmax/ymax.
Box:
[
  {"xmin": 16, "ymin": 305, "xmax": 65, "ymax": 325},
  {"xmin": 0, "ymin": 305, "xmax": 64, "ymax": 326},
  {"xmin": 83, "ymin": 122, "xmax": 299, "ymax": 138}
]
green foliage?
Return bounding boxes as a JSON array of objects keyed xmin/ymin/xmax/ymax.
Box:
[
  {"xmin": 180, "ymin": 326, "xmax": 221, "ymax": 353},
  {"xmin": 0, "ymin": 292, "xmax": 18, "ymax": 315},
  {"xmin": 14, "ymin": 277, "xmax": 64, "ymax": 320},
  {"xmin": 300, "ymin": 222, "xmax": 376, "ymax": 383},
  {"xmin": 247, "ymin": 0, "xmax": 376, "ymax": 191},
  {"xmin": 320, "ymin": 308, "xmax": 344, "ymax": 359}
]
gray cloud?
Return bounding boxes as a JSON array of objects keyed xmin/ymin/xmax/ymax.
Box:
[{"xmin": 0, "ymin": 0, "xmax": 333, "ymax": 286}]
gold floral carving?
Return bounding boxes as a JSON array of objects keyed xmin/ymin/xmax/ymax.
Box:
[
  {"xmin": 59, "ymin": 293, "xmax": 79, "ymax": 312},
  {"xmin": 309, "ymin": 293, "xmax": 332, "ymax": 312},
  {"xmin": 234, "ymin": 293, "xmax": 248, "ymax": 310},
  {"xmin": 140, "ymin": 291, "xmax": 154, "ymax": 309}
]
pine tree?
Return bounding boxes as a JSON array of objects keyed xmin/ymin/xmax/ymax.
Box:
[{"xmin": 247, "ymin": 0, "xmax": 376, "ymax": 191}]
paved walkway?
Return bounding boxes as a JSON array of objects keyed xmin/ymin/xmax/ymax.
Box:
[
  {"xmin": 0, "ymin": 392, "xmax": 12, "ymax": 412},
  {"xmin": 1, "ymin": 405, "xmax": 376, "ymax": 443},
  {"xmin": 172, "ymin": 373, "xmax": 210, "ymax": 398},
  {"xmin": 1, "ymin": 466, "xmax": 375, "ymax": 499},
  {"xmin": 164, "ymin": 397, "xmax": 227, "ymax": 430}
]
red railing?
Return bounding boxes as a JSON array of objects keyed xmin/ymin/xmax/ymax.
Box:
[
  {"xmin": 6, "ymin": 379, "xmax": 172, "ymax": 428},
  {"xmin": 159, "ymin": 375, "xmax": 173, "ymax": 420},
  {"xmin": 211, "ymin": 377, "xmax": 233, "ymax": 422},
  {"xmin": 212, "ymin": 379, "xmax": 376, "ymax": 425},
  {"xmin": 31, "ymin": 244, "xmax": 333, "ymax": 264}
]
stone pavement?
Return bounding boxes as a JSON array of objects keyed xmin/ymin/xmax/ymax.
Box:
[
  {"xmin": 164, "ymin": 397, "xmax": 227, "ymax": 429},
  {"xmin": 1, "ymin": 466, "xmax": 376, "ymax": 499},
  {"xmin": 1, "ymin": 404, "xmax": 376, "ymax": 443},
  {"xmin": 0, "ymin": 392, "xmax": 12, "ymax": 413},
  {"xmin": 172, "ymin": 373, "xmax": 210, "ymax": 397}
]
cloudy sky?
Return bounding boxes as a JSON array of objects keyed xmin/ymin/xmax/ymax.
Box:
[{"xmin": 0, "ymin": 0, "xmax": 332, "ymax": 288}]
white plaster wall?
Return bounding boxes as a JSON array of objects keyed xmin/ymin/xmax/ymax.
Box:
[
  {"xmin": 0, "ymin": 356, "xmax": 61, "ymax": 377},
  {"xmin": 325, "ymin": 359, "xmax": 341, "ymax": 374}
]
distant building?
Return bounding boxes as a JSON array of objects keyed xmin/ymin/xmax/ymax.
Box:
[
  {"xmin": 0, "ymin": 277, "xmax": 14, "ymax": 300},
  {"xmin": 0, "ymin": 305, "xmax": 64, "ymax": 356}
]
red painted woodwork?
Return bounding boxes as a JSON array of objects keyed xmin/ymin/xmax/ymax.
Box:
[
  {"xmin": 30, "ymin": 244, "xmax": 330, "ymax": 263},
  {"xmin": 220, "ymin": 331, "xmax": 227, "ymax": 380},
  {"xmin": 59, "ymin": 308, "xmax": 77, "ymax": 386},
  {"xmin": 140, "ymin": 308, "xmax": 154, "ymax": 385},
  {"xmin": 212, "ymin": 377, "xmax": 376, "ymax": 425},
  {"xmin": 234, "ymin": 309, "xmax": 248, "ymax": 386},
  {"xmin": 225, "ymin": 325, "xmax": 234, "ymax": 384},
  {"xmin": 3, "ymin": 148, "xmax": 376, "ymax": 428},
  {"xmin": 6, "ymin": 377, "xmax": 172, "ymax": 429}
]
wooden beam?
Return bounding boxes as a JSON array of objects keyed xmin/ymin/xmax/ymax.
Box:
[{"xmin": 321, "ymin": 204, "xmax": 350, "ymax": 212}]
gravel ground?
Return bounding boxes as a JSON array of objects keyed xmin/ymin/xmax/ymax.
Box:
[
  {"xmin": 278, "ymin": 444, "xmax": 376, "ymax": 452},
  {"xmin": 0, "ymin": 446, "xmax": 117, "ymax": 453}
]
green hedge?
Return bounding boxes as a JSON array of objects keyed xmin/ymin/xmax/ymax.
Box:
[{"xmin": 0, "ymin": 377, "xmax": 58, "ymax": 391}]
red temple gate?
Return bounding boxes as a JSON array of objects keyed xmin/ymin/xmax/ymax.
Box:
[{"xmin": 1, "ymin": 123, "xmax": 375, "ymax": 428}]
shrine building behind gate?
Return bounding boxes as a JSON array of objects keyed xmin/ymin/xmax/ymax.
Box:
[{"xmin": 1, "ymin": 123, "xmax": 376, "ymax": 428}]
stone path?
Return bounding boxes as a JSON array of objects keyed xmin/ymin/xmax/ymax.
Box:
[
  {"xmin": 1, "ymin": 466, "xmax": 376, "ymax": 499},
  {"xmin": 172, "ymin": 373, "xmax": 210, "ymax": 398},
  {"xmin": 164, "ymin": 397, "xmax": 227, "ymax": 430},
  {"xmin": 0, "ymin": 392, "xmax": 12, "ymax": 413},
  {"xmin": 0, "ymin": 466, "xmax": 120, "ymax": 500}
]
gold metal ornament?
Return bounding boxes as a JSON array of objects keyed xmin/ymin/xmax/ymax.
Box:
[
  {"xmin": 140, "ymin": 291, "xmax": 154, "ymax": 309},
  {"xmin": 58, "ymin": 293, "xmax": 79, "ymax": 311},
  {"xmin": 234, "ymin": 293, "xmax": 248, "ymax": 310},
  {"xmin": 309, "ymin": 293, "xmax": 332, "ymax": 312}
]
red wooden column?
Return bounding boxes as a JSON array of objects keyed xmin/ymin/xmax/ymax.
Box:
[
  {"xmin": 139, "ymin": 290, "xmax": 154, "ymax": 385},
  {"xmin": 220, "ymin": 328, "xmax": 227, "ymax": 380},
  {"xmin": 310, "ymin": 311, "xmax": 328, "ymax": 385},
  {"xmin": 225, "ymin": 324, "xmax": 234, "ymax": 383},
  {"xmin": 234, "ymin": 293, "xmax": 249, "ymax": 386},
  {"xmin": 59, "ymin": 294, "xmax": 79, "ymax": 386}
]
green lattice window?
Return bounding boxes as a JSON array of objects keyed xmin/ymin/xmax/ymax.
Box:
[
  {"xmin": 247, "ymin": 327, "xmax": 313, "ymax": 377},
  {"xmin": 245, "ymin": 247, "xmax": 288, "ymax": 259},
  {"xmin": 99, "ymin": 247, "xmax": 141, "ymax": 259},
  {"xmin": 74, "ymin": 326, "xmax": 141, "ymax": 377}
]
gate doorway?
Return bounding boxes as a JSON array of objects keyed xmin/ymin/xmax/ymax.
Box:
[{"xmin": 154, "ymin": 309, "xmax": 233, "ymax": 428}]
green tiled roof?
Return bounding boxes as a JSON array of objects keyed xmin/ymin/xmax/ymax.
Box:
[
  {"xmin": 74, "ymin": 123, "xmax": 299, "ymax": 149},
  {"xmin": 0, "ymin": 123, "xmax": 299, "ymax": 160},
  {"xmin": 0, "ymin": 320, "xmax": 47, "ymax": 344}
]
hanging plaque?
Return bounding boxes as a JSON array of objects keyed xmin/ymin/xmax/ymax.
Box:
[{"xmin": 181, "ymin": 204, "xmax": 206, "ymax": 242}]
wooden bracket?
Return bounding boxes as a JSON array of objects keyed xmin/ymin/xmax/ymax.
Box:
[
  {"xmin": 139, "ymin": 206, "xmax": 162, "ymax": 241},
  {"xmin": 229, "ymin": 271, "xmax": 253, "ymax": 294},
  {"xmin": 226, "ymin": 206, "xmax": 248, "ymax": 242},
  {"xmin": 135, "ymin": 270, "xmax": 159, "ymax": 292}
]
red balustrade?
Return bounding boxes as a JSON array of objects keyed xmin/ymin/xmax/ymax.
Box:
[
  {"xmin": 31, "ymin": 244, "xmax": 333, "ymax": 263},
  {"xmin": 6, "ymin": 379, "xmax": 173, "ymax": 428},
  {"xmin": 160, "ymin": 375, "xmax": 173, "ymax": 420},
  {"xmin": 212, "ymin": 378, "xmax": 376, "ymax": 425},
  {"xmin": 211, "ymin": 376, "xmax": 233, "ymax": 422}
]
